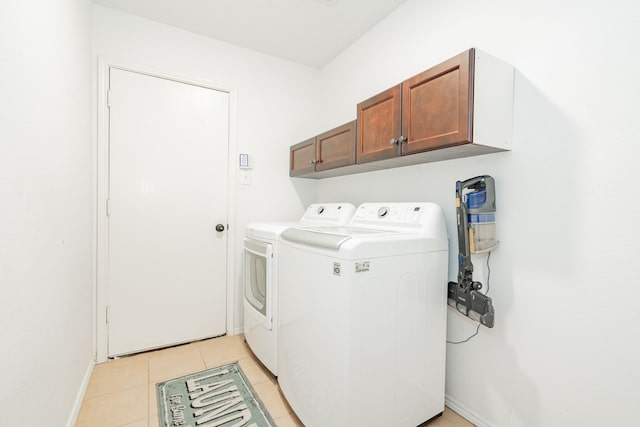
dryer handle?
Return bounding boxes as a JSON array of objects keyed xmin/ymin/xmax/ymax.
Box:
[
  {"xmin": 244, "ymin": 246, "xmax": 268, "ymax": 257},
  {"xmin": 244, "ymin": 239, "xmax": 273, "ymax": 258}
]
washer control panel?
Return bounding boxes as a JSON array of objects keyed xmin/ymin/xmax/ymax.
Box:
[
  {"xmin": 351, "ymin": 203, "xmax": 445, "ymax": 234},
  {"xmin": 358, "ymin": 204, "xmax": 424, "ymax": 223},
  {"xmin": 300, "ymin": 203, "xmax": 356, "ymax": 225}
]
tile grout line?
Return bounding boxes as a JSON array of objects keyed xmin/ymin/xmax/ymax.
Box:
[
  {"xmin": 198, "ymin": 340, "xmax": 207, "ymax": 369},
  {"xmin": 148, "ymin": 356, "xmax": 152, "ymax": 426}
]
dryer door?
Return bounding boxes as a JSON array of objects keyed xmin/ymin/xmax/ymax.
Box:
[{"xmin": 243, "ymin": 238, "xmax": 273, "ymax": 329}]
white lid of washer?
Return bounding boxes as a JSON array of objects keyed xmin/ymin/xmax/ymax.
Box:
[
  {"xmin": 245, "ymin": 202, "xmax": 356, "ymax": 240},
  {"xmin": 281, "ymin": 226, "xmax": 388, "ymax": 249},
  {"xmin": 245, "ymin": 221, "xmax": 299, "ymax": 240}
]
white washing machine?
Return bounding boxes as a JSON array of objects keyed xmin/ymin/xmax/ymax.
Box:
[
  {"xmin": 277, "ymin": 202, "xmax": 449, "ymax": 427},
  {"xmin": 243, "ymin": 203, "xmax": 356, "ymax": 376}
]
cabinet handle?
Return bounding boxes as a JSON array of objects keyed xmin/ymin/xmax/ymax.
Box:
[
  {"xmin": 309, "ymin": 159, "xmax": 319, "ymax": 165},
  {"xmin": 390, "ymin": 138, "xmax": 398, "ymax": 145},
  {"xmin": 398, "ymin": 135, "xmax": 408, "ymax": 144}
]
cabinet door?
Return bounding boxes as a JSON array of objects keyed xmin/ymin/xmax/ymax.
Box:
[
  {"xmin": 356, "ymin": 84, "xmax": 401, "ymax": 164},
  {"xmin": 401, "ymin": 49, "xmax": 473, "ymax": 155},
  {"xmin": 316, "ymin": 120, "xmax": 356, "ymax": 172},
  {"xmin": 289, "ymin": 137, "xmax": 316, "ymax": 177}
]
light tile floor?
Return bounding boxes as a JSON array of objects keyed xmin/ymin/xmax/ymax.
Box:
[{"xmin": 76, "ymin": 335, "xmax": 474, "ymax": 427}]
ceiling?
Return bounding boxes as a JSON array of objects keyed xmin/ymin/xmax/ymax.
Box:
[{"xmin": 92, "ymin": 0, "xmax": 407, "ymax": 69}]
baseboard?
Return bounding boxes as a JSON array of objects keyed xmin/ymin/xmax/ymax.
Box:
[
  {"xmin": 232, "ymin": 326, "xmax": 244, "ymax": 336},
  {"xmin": 445, "ymin": 394, "xmax": 493, "ymax": 427},
  {"xmin": 66, "ymin": 358, "xmax": 95, "ymax": 427}
]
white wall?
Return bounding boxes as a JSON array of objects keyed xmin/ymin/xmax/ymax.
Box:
[
  {"xmin": 9, "ymin": 1, "xmax": 636, "ymax": 424},
  {"xmin": 0, "ymin": 0, "xmax": 93, "ymax": 425},
  {"xmin": 92, "ymin": 5, "xmax": 320, "ymax": 332},
  {"xmin": 313, "ymin": 0, "xmax": 640, "ymax": 425}
]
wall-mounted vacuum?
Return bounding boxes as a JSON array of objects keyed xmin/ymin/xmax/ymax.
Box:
[{"xmin": 448, "ymin": 175, "xmax": 497, "ymax": 328}]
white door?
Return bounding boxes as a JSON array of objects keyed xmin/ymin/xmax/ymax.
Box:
[{"xmin": 107, "ymin": 67, "xmax": 229, "ymax": 357}]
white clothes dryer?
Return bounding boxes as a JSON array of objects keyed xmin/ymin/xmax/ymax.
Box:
[
  {"xmin": 243, "ymin": 203, "xmax": 356, "ymax": 376},
  {"xmin": 277, "ymin": 202, "xmax": 449, "ymax": 427}
]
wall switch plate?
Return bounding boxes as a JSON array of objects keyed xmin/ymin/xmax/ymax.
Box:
[{"xmin": 240, "ymin": 170, "xmax": 251, "ymax": 185}]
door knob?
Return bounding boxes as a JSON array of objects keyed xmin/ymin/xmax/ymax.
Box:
[{"xmin": 215, "ymin": 224, "xmax": 225, "ymax": 232}]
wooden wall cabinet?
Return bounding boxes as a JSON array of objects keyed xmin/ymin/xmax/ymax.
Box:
[
  {"xmin": 356, "ymin": 48, "xmax": 514, "ymax": 167},
  {"xmin": 290, "ymin": 120, "xmax": 356, "ymax": 178},
  {"xmin": 290, "ymin": 48, "xmax": 514, "ymax": 179},
  {"xmin": 289, "ymin": 137, "xmax": 316, "ymax": 177},
  {"xmin": 356, "ymin": 84, "xmax": 401, "ymax": 163}
]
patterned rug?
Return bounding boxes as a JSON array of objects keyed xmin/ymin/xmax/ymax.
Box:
[{"xmin": 156, "ymin": 362, "xmax": 276, "ymax": 427}]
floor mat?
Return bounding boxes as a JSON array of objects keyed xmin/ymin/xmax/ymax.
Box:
[{"xmin": 156, "ymin": 361, "xmax": 276, "ymax": 427}]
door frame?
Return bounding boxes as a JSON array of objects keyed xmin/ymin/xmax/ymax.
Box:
[{"xmin": 94, "ymin": 57, "xmax": 238, "ymax": 362}]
